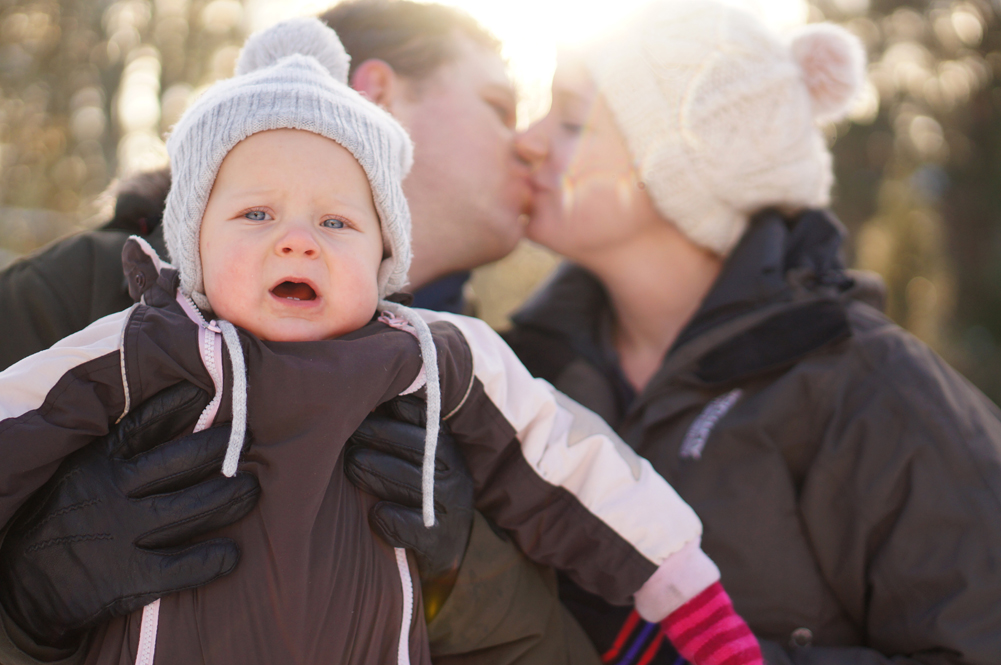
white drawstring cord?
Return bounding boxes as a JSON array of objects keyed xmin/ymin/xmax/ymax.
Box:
[
  {"xmin": 218, "ymin": 320, "xmax": 248, "ymax": 477},
  {"xmin": 379, "ymin": 300, "xmax": 440, "ymax": 528},
  {"xmin": 193, "ymin": 303, "xmax": 435, "ymax": 522}
]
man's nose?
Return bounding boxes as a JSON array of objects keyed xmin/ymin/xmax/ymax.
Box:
[
  {"xmin": 276, "ymin": 225, "xmax": 320, "ymax": 257},
  {"xmin": 514, "ymin": 122, "xmax": 548, "ymax": 170}
]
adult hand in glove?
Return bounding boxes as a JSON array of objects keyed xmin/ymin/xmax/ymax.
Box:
[
  {"xmin": 0, "ymin": 381, "xmax": 261, "ymax": 651},
  {"xmin": 345, "ymin": 395, "xmax": 475, "ymax": 618}
]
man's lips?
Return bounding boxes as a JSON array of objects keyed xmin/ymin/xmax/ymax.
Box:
[
  {"xmin": 527, "ymin": 175, "xmax": 553, "ymax": 195},
  {"xmin": 270, "ymin": 279, "xmax": 318, "ymax": 302}
]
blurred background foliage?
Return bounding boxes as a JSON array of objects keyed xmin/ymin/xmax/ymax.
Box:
[{"xmin": 3, "ymin": 0, "xmax": 1001, "ymax": 400}]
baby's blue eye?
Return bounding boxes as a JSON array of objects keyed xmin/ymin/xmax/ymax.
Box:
[
  {"xmin": 322, "ymin": 218, "xmax": 346, "ymax": 229},
  {"xmin": 245, "ymin": 210, "xmax": 266, "ymax": 221}
]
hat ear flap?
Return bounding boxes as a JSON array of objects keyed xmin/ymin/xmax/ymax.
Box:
[{"xmin": 789, "ymin": 23, "xmax": 867, "ymax": 124}]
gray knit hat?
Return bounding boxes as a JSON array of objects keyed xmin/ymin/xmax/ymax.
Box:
[{"xmin": 163, "ymin": 17, "xmax": 414, "ymax": 309}]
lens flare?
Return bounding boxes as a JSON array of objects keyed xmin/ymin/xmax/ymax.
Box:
[{"xmin": 246, "ymin": 0, "xmax": 808, "ymax": 127}]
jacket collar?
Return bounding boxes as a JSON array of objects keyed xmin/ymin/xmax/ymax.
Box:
[
  {"xmin": 511, "ymin": 209, "xmax": 861, "ymax": 388},
  {"xmin": 675, "ymin": 208, "xmax": 851, "ymax": 348}
]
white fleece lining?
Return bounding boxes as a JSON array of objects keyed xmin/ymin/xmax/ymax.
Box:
[
  {"xmin": 395, "ymin": 548, "xmax": 413, "ymax": 665},
  {"xmin": 115, "ymin": 304, "xmax": 139, "ymax": 424},
  {"xmin": 633, "ymin": 539, "xmax": 721, "ymax": 622},
  {"xmin": 415, "ymin": 310, "xmax": 704, "ymax": 566},
  {"xmin": 128, "ymin": 234, "xmax": 170, "ymax": 273}
]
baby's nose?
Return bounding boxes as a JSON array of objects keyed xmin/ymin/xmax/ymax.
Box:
[{"xmin": 277, "ymin": 228, "xmax": 319, "ymax": 257}]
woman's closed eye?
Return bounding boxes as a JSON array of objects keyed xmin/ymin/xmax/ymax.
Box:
[{"xmin": 488, "ymin": 100, "xmax": 516, "ymax": 129}]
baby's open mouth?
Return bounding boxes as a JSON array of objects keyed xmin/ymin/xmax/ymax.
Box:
[{"xmin": 271, "ymin": 281, "xmax": 317, "ymax": 301}]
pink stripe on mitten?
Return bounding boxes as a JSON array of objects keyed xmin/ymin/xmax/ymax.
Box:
[{"xmin": 660, "ymin": 582, "xmax": 762, "ymax": 665}]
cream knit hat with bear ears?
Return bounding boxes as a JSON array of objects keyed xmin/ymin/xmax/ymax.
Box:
[
  {"xmin": 583, "ymin": 0, "xmax": 866, "ymax": 256},
  {"xmin": 163, "ymin": 17, "xmax": 414, "ymax": 310}
]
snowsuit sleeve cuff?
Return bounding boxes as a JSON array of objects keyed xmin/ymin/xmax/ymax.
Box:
[{"xmin": 633, "ymin": 539, "xmax": 721, "ymax": 622}]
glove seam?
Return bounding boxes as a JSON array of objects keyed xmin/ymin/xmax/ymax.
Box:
[
  {"xmin": 135, "ymin": 484, "xmax": 260, "ymax": 546},
  {"xmin": 20, "ymin": 499, "xmax": 102, "ymax": 540},
  {"xmin": 62, "ymin": 540, "xmax": 240, "ymax": 636},
  {"xmin": 129, "ymin": 456, "xmax": 223, "ymax": 497},
  {"xmin": 352, "ymin": 466, "xmax": 444, "ymax": 514},
  {"xmin": 13, "ymin": 468, "xmax": 86, "ymax": 539},
  {"xmin": 112, "ymin": 388, "xmax": 209, "ymax": 460},
  {"xmin": 349, "ymin": 434, "xmax": 448, "ymax": 472},
  {"xmin": 26, "ymin": 534, "xmax": 114, "ymax": 554}
]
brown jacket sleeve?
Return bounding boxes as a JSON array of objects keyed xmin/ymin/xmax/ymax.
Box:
[{"xmin": 785, "ymin": 306, "xmax": 1001, "ymax": 665}]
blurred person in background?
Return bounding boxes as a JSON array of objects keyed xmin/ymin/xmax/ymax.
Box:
[
  {"xmin": 505, "ymin": 1, "xmax": 1001, "ymax": 663},
  {"xmin": 0, "ymin": 2, "xmax": 599, "ymax": 665}
]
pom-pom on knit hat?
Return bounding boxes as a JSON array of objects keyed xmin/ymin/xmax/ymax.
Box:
[
  {"xmin": 162, "ymin": 16, "xmax": 414, "ymax": 310},
  {"xmin": 582, "ymin": 0, "xmax": 866, "ymax": 255}
]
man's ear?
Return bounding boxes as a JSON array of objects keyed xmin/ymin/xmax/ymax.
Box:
[{"xmin": 350, "ymin": 59, "xmax": 400, "ymax": 110}]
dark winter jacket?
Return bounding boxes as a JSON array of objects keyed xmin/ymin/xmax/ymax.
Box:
[
  {"xmin": 0, "ymin": 240, "xmax": 712, "ymax": 665},
  {"xmin": 0, "ymin": 170, "xmax": 171, "ymax": 371},
  {"xmin": 504, "ymin": 209, "xmax": 1001, "ymax": 665}
]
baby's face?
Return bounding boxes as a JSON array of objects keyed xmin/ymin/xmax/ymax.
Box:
[{"xmin": 200, "ymin": 128, "xmax": 384, "ymax": 342}]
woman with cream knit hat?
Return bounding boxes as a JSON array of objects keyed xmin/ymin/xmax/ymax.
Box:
[{"xmin": 508, "ymin": 0, "xmax": 1001, "ymax": 663}]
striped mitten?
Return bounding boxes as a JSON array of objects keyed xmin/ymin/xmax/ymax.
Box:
[{"xmin": 660, "ymin": 582, "xmax": 762, "ymax": 665}]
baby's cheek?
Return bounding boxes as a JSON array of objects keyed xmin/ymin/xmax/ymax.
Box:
[
  {"xmin": 328, "ymin": 260, "xmax": 380, "ymax": 334},
  {"xmin": 203, "ymin": 249, "xmax": 258, "ymax": 324}
]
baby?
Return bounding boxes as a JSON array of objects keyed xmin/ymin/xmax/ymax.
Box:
[{"xmin": 0, "ymin": 18, "xmax": 761, "ymax": 665}]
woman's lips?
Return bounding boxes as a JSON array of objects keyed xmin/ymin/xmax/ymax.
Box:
[{"xmin": 529, "ymin": 177, "xmax": 554, "ymax": 195}]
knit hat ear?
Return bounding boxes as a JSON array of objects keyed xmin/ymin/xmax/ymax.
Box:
[
  {"xmin": 235, "ymin": 16, "xmax": 351, "ymax": 84},
  {"xmin": 583, "ymin": 0, "xmax": 868, "ymax": 257},
  {"xmin": 789, "ymin": 23, "xmax": 866, "ymax": 124}
]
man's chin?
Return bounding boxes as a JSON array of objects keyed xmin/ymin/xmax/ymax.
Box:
[
  {"xmin": 487, "ymin": 210, "xmax": 530, "ymax": 258},
  {"xmin": 523, "ymin": 214, "xmax": 557, "ymax": 249}
]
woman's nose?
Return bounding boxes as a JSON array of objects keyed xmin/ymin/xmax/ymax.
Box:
[
  {"xmin": 276, "ymin": 226, "xmax": 319, "ymax": 257},
  {"xmin": 514, "ymin": 121, "xmax": 549, "ymax": 170}
]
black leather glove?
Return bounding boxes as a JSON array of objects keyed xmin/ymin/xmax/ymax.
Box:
[
  {"xmin": 0, "ymin": 381, "xmax": 261, "ymax": 650},
  {"xmin": 345, "ymin": 396, "xmax": 474, "ymax": 617}
]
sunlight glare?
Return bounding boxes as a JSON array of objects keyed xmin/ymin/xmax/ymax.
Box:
[{"xmin": 246, "ymin": 0, "xmax": 809, "ymax": 126}]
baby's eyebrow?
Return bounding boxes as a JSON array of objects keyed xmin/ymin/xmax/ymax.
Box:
[{"xmin": 222, "ymin": 186, "xmax": 280, "ymax": 200}]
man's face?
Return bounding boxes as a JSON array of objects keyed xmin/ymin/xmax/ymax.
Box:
[
  {"xmin": 200, "ymin": 129, "xmax": 384, "ymax": 342},
  {"xmin": 390, "ymin": 35, "xmax": 531, "ymax": 281}
]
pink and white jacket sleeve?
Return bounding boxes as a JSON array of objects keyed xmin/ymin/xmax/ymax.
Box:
[{"xmin": 419, "ymin": 310, "xmax": 720, "ymax": 622}]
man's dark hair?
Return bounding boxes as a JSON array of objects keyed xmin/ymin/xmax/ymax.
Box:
[
  {"xmin": 319, "ymin": 0, "xmax": 502, "ymax": 81},
  {"xmin": 101, "ymin": 167, "xmax": 171, "ymax": 236}
]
